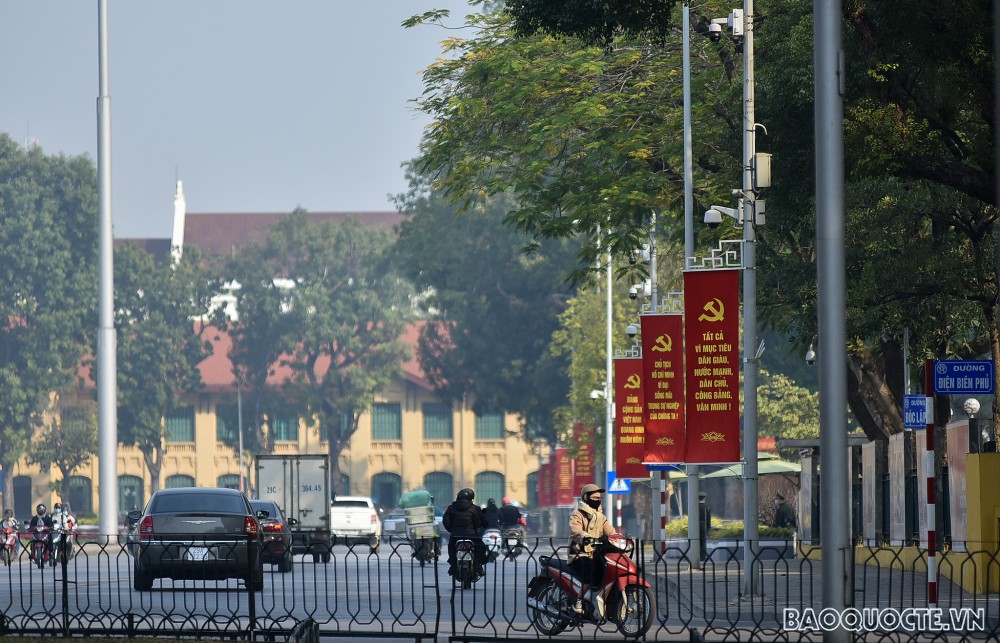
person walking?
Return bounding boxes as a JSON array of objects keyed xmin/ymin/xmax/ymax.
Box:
[{"xmin": 773, "ymin": 493, "xmax": 796, "ymax": 529}]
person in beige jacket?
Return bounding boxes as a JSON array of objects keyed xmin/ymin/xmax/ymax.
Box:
[{"xmin": 568, "ymin": 483, "xmax": 616, "ymax": 614}]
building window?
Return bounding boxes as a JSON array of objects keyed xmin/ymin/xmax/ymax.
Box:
[
  {"xmin": 475, "ymin": 411, "xmax": 504, "ymax": 440},
  {"xmin": 165, "ymin": 405, "xmax": 195, "ymax": 442},
  {"xmin": 422, "ymin": 403, "xmax": 453, "ymax": 440},
  {"xmin": 165, "ymin": 474, "xmax": 195, "ymax": 489},
  {"xmin": 13, "ymin": 476, "xmax": 31, "ymax": 519},
  {"xmin": 216, "ymin": 403, "xmax": 239, "ymax": 444},
  {"xmin": 423, "ymin": 472, "xmax": 453, "ymax": 509},
  {"xmin": 372, "ymin": 403, "xmax": 401, "ymax": 441},
  {"xmin": 526, "ymin": 471, "xmax": 538, "ymax": 508},
  {"xmin": 218, "ymin": 474, "xmax": 241, "ymax": 490},
  {"xmin": 271, "ymin": 414, "xmax": 298, "ymax": 442},
  {"xmin": 69, "ymin": 475, "xmax": 94, "ymax": 517},
  {"xmin": 118, "ymin": 474, "xmax": 143, "ymax": 514},
  {"xmin": 321, "ymin": 412, "xmax": 351, "ymax": 443},
  {"xmin": 371, "ymin": 472, "xmax": 401, "ymax": 510},
  {"xmin": 475, "ymin": 471, "xmax": 505, "ymax": 505}
]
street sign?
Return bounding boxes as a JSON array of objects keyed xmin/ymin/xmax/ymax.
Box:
[
  {"xmin": 903, "ymin": 395, "xmax": 927, "ymax": 429},
  {"xmin": 933, "ymin": 360, "xmax": 995, "ymax": 395},
  {"xmin": 606, "ymin": 471, "xmax": 631, "ymax": 494}
]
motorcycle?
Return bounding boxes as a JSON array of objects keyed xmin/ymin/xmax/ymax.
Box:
[
  {"xmin": 29, "ymin": 526, "xmax": 51, "ymax": 569},
  {"xmin": 51, "ymin": 526, "xmax": 74, "ymax": 566},
  {"xmin": 0, "ymin": 524, "xmax": 17, "ymax": 566},
  {"xmin": 482, "ymin": 528, "xmax": 502, "ymax": 563},
  {"xmin": 453, "ymin": 538, "xmax": 482, "ymax": 590},
  {"xmin": 410, "ymin": 535, "xmax": 439, "ymax": 566},
  {"xmin": 526, "ymin": 534, "xmax": 655, "ymax": 639},
  {"xmin": 501, "ymin": 526, "xmax": 525, "ymax": 560}
]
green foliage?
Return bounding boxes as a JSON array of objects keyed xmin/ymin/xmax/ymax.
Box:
[
  {"xmin": 503, "ymin": 0, "xmax": 678, "ymax": 45},
  {"xmin": 27, "ymin": 401, "xmax": 98, "ymax": 501},
  {"xmin": 225, "ymin": 211, "xmax": 415, "ymax": 486},
  {"xmin": 664, "ymin": 516, "xmax": 793, "ymax": 539},
  {"xmin": 0, "ymin": 135, "xmax": 98, "ymax": 512},
  {"xmin": 114, "ymin": 243, "xmax": 219, "ymax": 491}
]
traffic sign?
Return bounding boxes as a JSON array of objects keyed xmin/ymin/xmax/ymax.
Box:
[
  {"xmin": 933, "ymin": 360, "xmax": 995, "ymax": 395},
  {"xmin": 606, "ymin": 471, "xmax": 631, "ymax": 494},
  {"xmin": 903, "ymin": 395, "xmax": 927, "ymax": 429}
]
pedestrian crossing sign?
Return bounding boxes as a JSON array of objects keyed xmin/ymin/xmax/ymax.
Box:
[{"xmin": 606, "ymin": 471, "xmax": 631, "ymax": 494}]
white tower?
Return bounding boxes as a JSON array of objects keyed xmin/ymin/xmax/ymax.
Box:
[{"xmin": 170, "ymin": 179, "xmax": 187, "ymax": 263}]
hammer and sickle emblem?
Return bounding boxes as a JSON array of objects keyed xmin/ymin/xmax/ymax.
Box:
[
  {"xmin": 651, "ymin": 334, "xmax": 672, "ymax": 353},
  {"xmin": 624, "ymin": 374, "xmax": 641, "ymax": 389},
  {"xmin": 698, "ymin": 298, "xmax": 725, "ymax": 322}
]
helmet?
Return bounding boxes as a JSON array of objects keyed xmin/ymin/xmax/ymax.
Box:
[
  {"xmin": 502, "ymin": 497, "xmax": 512, "ymax": 506},
  {"xmin": 457, "ymin": 488, "xmax": 475, "ymax": 502},
  {"xmin": 53, "ymin": 502, "xmax": 62, "ymax": 511},
  {"xmin": 487, "ymin": 498, "xmax": 497, "ymax": 508},
  {"xmin": 36, "ymin": 504, "xmax": 46, "ymax": 516}
]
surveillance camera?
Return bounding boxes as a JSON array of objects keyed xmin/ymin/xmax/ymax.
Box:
[
  {"xmin": 626, "ymin": 323, "xmax": 638, "ymax": 339},
  {"xmin": 704, "ymin": 209, "xmax": 722, "ymax": 229},
  {"xmin": 708, "ymin": 22, "xmax": 722, "ymax": 42},
  {"xmin": 629, "ymin": 286, "xmax": 638, "ymax": 300},
  {"xmin": 805, "ymin": 347, "xmax": 816, "ymax": 366},
  {"xmin": 589, "ymin": 390, "xmax": 602, "ymax": 400}
]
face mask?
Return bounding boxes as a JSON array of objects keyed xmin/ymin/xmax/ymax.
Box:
[
  {"xmin": 774, "ymin": 500, "xmax": 780, "ymax": 507},
  {"xmin": 585, "ymin": 497, "xmax": 602, "ymax": 510}
]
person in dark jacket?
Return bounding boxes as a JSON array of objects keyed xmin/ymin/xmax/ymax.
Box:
[
  {"xmin": 442, "ymin": 488, "xmax": 486, "ymax": 577},
  {"xmin": 499, "ymin": 497, "xmax": 523, "ymax": 529},
  {"xmin": 483, "ymin": 498, "xmax": 502, "ymax": 529}
]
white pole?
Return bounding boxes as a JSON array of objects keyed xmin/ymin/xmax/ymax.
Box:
[
  {"xmin": 605, "ymin": 231, "xmax": 614, "ymax": 521},
  {"xmin": 238, "ymin": 379, "xmax": 245, "ymax": 493},
  {"xmin": 96, "ymin": 0, "xmax": 119, "ymax": 539}
]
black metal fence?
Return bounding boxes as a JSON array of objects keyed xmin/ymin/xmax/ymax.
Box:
[{"xmin": 0, "ymin": 534, "xmax": 997, "ymax": 641}]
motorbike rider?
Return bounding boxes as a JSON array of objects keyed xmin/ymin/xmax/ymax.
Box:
[
  {"xmin": 568, "ymin": 484, "xmax": 615, "ymax": 615},
  {"xmin": 28, "ymin": 504, "xmax": 54, "ymax": 559},
  {"xmin": 499, "ymin": 497, "xmax": 524, "ymax": 529},
  {"xmin": 52, "ymin": 502, "xmax": 76, "ymax": 557},
  {"xmin": 483, "ymin": 498, "xmax": 502, "ymax": 529},
  {"xmin": 442, "ymin": 488, "xmax": 486, "ymax": 578},
  {"xmin": 1, "ymin": 510, "xmax": 18, "ymax": 552}
]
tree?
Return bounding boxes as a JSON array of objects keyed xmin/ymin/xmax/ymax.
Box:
[
  {"xmin": 226, "ymin": 211, "xmax": 415, "ymax": 494},
  {"xmin": 393, "ymin": 181, "xmax": 580, "ymax": 440},
  {"xmin": 27, "ymin": 400, "xmax": 98, "ymax": 503},
  {"xmin": 504, "ymin": 0, "xmax": 678, "ymax": 45},
  {"xmin": 0, "ymin": 135, "xmax": 98, "ymax": 513},
  {"xmin": 114, "ymin": 242, "xmax": 218, "ymax": 493}
]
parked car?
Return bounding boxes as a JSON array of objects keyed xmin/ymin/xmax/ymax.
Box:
[
  {"xmin": 130, "ymin": 487, "xmax": 265, "ymax": 592},
  {"xmin": 381, "ymin": 512, "xmax": 407, "ymax": 539},
  {"xmin": 330, "ymin": 497, "xmax": 381, "ymax": 553},
  {"xmin": 250, "ymin": 499, "xmax": 294, "ymax": 573}
]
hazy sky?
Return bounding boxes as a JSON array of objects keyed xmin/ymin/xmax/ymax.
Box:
[{"xmin": 0, "ymin": 1, "xmax": 473, "ymax": 239}]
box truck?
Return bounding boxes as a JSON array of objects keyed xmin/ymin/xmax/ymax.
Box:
[{"xmin": 255, "ymin": 454, "xmax": 332, "ymax": 563}]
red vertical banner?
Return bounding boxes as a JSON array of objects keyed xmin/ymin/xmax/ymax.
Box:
[
  {"xmin": 537, "ymin": 460, "xmax": 554, "ymax": 507},
  {"xmin": 615, "ymin": 357, "xmax": 648, "ymax": 478},
  {"xmin": 555, "ymin": 448, "xmax": 575, "ymax": 505},
  {"xmin": 684, "ymin": 269, "xmax": 741, "ymax": 463},
  {"xmin": 571, "ymin": 423, "xmax": 595, "ymax": 492},
  {"xmin": 641, "ymin": 313, "xmax": 686, "ymax": 463}
]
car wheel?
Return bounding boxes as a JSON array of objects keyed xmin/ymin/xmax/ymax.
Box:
[
  {"xmin": 278, "ymin": 552, "xmax": 293, "ymax": 573},
  {"xmin": 322, "ymin": 552, "xmax": 331, "ymax": 563},
  {"xmin": 370, "ymin": 540, "xmax": 380, "ymax": 555},
  {"xmin": 248, "ymin": 572, "xmax": 264, "ymax": 592},
  {"xmin": 133, "ymin": 563, "xmax": 154, "ymax": 592}
]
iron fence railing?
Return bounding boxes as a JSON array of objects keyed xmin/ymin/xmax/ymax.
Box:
[{"xmin": 0, "ymin": 534, "xmax": 996, "ymax": 641}]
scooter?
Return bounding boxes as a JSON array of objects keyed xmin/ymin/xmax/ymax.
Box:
[
  {"xmin": 526, "ymin": 534, "xmax": 655, "ymax": 639},
  {"xmin": 453, "ymin": 538, "xmax": 482, "ymax": 590},
  {"xmin": 0, "ymin": 524, "xmax": 18, "ymax": 566},
  {"xmin": 410, "ymin": 535, "xmax": 439, "ymax": 566},
  {"xmin": 51, "ymin": 526, "xmax": 74, "ymax": 565},
  {"xmin": 29, "ymin": 526, "xmax": 50, "ymax": 570},
  {"xmin": 482, "ymin": 528, "xmax": 502, "ymax": 563},
  {"xmin": 501, "ymin": 526, "xmax": 525, "ymax": 560}
]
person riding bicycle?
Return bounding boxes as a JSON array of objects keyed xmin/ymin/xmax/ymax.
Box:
[
  {"xmin": 27, "ymin": 504, "xmax": 54, "ymax": 560},
  {"xmin": 568, "ymin": 484, "xmax": 615, "ymax": 615},
  {"xmin": 442, "ymin": 488, "xmax": 486, "ymax": 578}
]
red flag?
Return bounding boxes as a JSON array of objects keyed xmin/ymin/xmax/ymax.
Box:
[
  {"xmin": 571, "ymin": 423, "xmax": 595, "ymax": 492},
  {"xmin": 640, "ymin": 313, "xmax": 686, "ymax": 463},
  {"xmin": 554, "ymin": 448, "xmax": 575, "ymax": 506},
  {"xmin": 615, "ymin": 357, "xmax": 648, "ymax": 478},
  {"xmin": 684, "ymin": 269, "xmax": 741, "ymax": 463}
]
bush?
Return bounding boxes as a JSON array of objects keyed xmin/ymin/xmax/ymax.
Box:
[{"xmin": 663, "ymin": 516, "xmax": 793, "ymax": 539}]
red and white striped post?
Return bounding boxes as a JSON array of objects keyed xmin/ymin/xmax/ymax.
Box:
[
  {"xmin": 924, "ymin": 359, "xmax": 937, "ymax": 608},
  {"xmin": 660, "ymin": 471, "xmax": 668, "ymax": 553},
  {"xmin": 616, "ymin": 497, "xmax": 622, "ymax": 532}
]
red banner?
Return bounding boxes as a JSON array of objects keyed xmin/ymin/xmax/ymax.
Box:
[
  {"xmin": 554, "ymin": 448, "xmax": 575, "ymax": 505},
  {"xmin": 615, "ymin": 357, "xmax": 648, "ymax": 478},
  {"xmin": 536, "ymin": 459, "xmax": 554, "ymax": 507},
  {"xmin": 571, "ymin": 423, "xmax": 595, "ymax": 492},
  {"xmin": 640, "ymin": 314, "xmax": 686, "ymax": 463},
  {"xmin": 684, "ymin": 269, "xmax": 741, "ymax": 463}
]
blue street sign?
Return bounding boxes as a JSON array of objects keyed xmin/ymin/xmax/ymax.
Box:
[
  {"xmin": 933, "ymin": 360, "xmax": 995, "ymax": 395},
  {"xmin": 903, "ymin": 395, "xmax": 927, "ymax": 429},
  {"xmin": 606, "ymin": 471, "xmax": 631, "ymax": 494}
]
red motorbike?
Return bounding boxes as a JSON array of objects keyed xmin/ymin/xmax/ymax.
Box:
[
  {"xmin": 29, "ymin": 525, "xmax": 50, "ymax": 569},
  {"xmin": 527, "ymin": 534, "xmax": 655, "ymax": 639},
  {"xmin": 0, "ymin": 524, "xmax": 17, "ymax": 566}
]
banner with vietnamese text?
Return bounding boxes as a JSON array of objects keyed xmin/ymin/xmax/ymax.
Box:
[
  {"xmin": 555, "ymin": 447, "xmax": 575, "ymax": 505},
  {"xmin": 683, "ymin": 269, "xmax": 740, "ymax": 463},
  {"xmin": 614, "ymin": 357, "xmax": 648, "ymax": 478},
  {"xmin": 571, "ymin": 423, "xmax": 596, "ymax": 492},
  {"xmin": 640, "ymin": 313, "xmax": 686, "ymax": 463}
]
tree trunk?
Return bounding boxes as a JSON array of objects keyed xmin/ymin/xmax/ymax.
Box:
[
  {"xmin": 846, "ymin": 349, "xmax": 901, "ymax": 441},
  {"xmin": 1, "ymin": 456, "xmax": 13, "ymax": 515},
  {"xmin": 142, "ymin": 444, "xmax": 165, "ymax": 494}
]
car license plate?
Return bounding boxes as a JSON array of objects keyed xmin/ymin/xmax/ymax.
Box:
[{"xmin": 186, "ymin": 546, "xmax": 209, "ymax": 561}]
